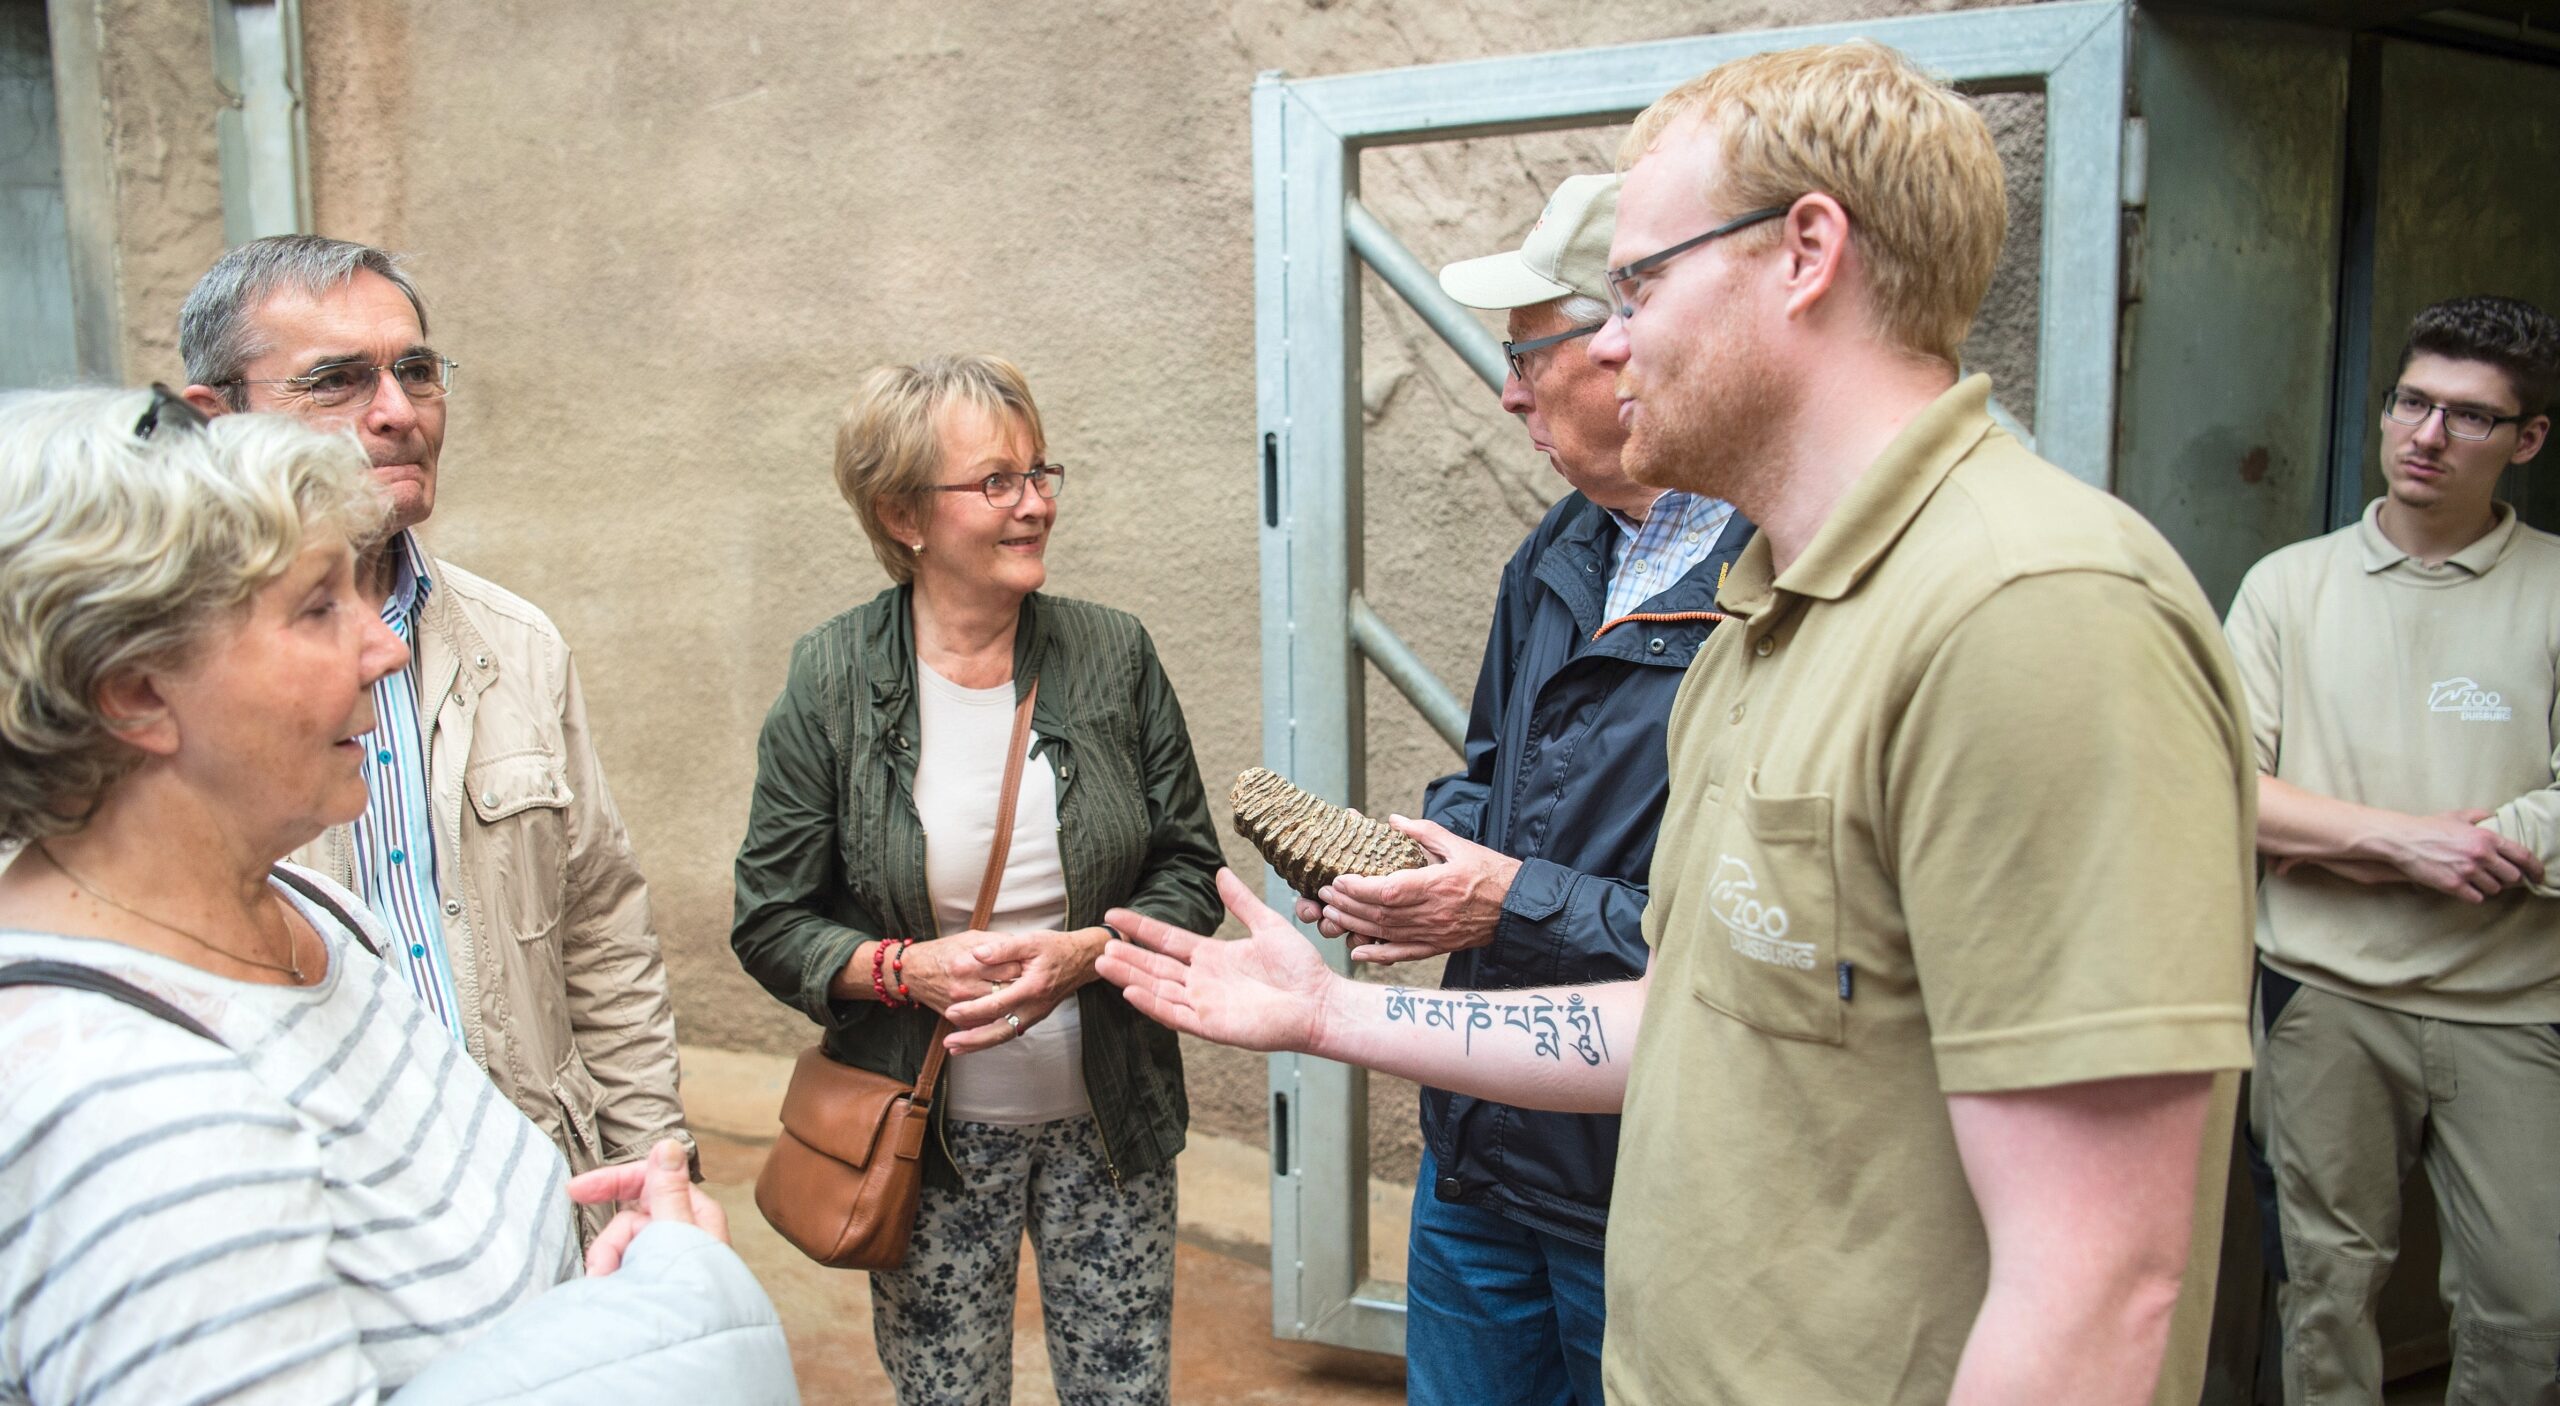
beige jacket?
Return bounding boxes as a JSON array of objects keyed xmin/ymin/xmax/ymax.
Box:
[{"xmin": 295, "ymin": 553, "xmax": 688, "ymax": 1185}]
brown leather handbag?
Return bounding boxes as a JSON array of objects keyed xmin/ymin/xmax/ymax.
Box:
[{"xmin": 753, "ymin": 678, "xmax": 1039, "ymax": 1269}]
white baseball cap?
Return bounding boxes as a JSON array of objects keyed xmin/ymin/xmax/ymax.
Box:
[{"xmin": 1437, "ymin": 173, "xmax": 1622, "ymax": 309}]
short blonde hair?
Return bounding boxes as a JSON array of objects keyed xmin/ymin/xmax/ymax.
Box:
[
  {"xmin": 833, "ymin": 356, "xmax": 1047, "ymax": 585},
  {"xmin": 0, "ymin": 388, "xmax": 387, "ymax": 844},
  {"xmin": 1620, "ymin": 40, "xmax": 2006, "ymax": 367}
]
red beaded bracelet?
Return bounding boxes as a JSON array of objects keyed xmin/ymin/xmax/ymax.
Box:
[
  {"xmin": 870, "ymin": 940, "xmax": 893, "ymax": 1005},
  {"xmin": 890, "ymin": 939, "xmax": 913, "ymax": 1007}
]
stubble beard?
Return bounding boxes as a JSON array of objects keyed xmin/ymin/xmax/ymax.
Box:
[{"xmin": 1621, "ymin": 311, "xmax": 1791, "ymax": 508}]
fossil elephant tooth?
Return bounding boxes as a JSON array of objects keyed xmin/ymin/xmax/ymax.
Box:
[{"xmin": 1228, "ymin": 767, "xmax": 1428, "ymax": 903}]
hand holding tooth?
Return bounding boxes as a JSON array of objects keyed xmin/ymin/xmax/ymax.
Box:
[
  {"xmin": 1230, "ymin": 768, "xmax": 1426, "ymax": 906},
  {"xmin": 1311, "ymin": 813, "xmax": 1518, "ymax": 964}
]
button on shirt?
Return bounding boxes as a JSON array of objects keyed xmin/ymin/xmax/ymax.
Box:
[
  {"xmin": 350, "ymin": 530, "xmax": 468, "ymax": 1036},
  {"xmin": 1603, "ymin": 491, "xmax": 1736, "ymax": 623}
]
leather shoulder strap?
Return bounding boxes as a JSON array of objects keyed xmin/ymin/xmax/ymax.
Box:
[
  {"xmin": 0, "ymin": 960, "xmax": 222, "ymax": 1044},
  {"xmin": 268, "ymin": 866, "xmax": 384, "ymax": 959},
  {"xmin": 913, "ymin": 676, "xmax": 1039, "ymax": 1102}
]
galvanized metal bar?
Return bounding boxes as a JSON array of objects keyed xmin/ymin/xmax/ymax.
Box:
[
  {"xmin": 209, "ymin": 0, "xmax": 312, "ymax": 244},
  {"xmin": 1283, "ymin": 1, "xmax": 2122, "ymax": 144},
  {"xmin": 2032, "ymin": 4, "xmax": 2130, "ymax": 487},
  {"xmin": 1254, "ymin": 76, "xmax": 1385, "ymax": 1353},
  {"xmin": 1344, "ymin": 198, "xmax": 1507, "ymax": 393},
  {"xmin": 1349, "ymin": 594, "xmax": 1469, "ymax": 751},
  {"xmin": 1311, "ymin": 1282, "xmax": 1412, "ymax": 1358}
]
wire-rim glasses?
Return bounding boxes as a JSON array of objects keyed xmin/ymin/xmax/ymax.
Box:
[
  {"xmin": 1504, "ymin": 322, "xmax": 1606, "ymax": 384},
  {"xmin": 1605, "ymin": 204, "xmax": 1793, "ymax": 320},
  {"xmin": 226, "ymin": 354, "xmax": 460, "ymax": 410},
  {"xmin": 2384, "ymin": 388, "xmax": 2526, "ymax": 442},
  {"xmin": 931, "ymin": 462, "xmax": 1068, "ymax": 508}
]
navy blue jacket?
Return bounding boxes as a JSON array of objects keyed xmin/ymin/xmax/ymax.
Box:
[{"xmin": 1419, "ymin": 491, "xmax": 1754, "ymax": 1247}]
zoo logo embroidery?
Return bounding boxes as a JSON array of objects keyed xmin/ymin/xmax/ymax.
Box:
[
  {"xmin": 2428, "ymin": 677, "xmax": 2513, "ymax": 723},
  {"xmin": 1709, "ymin": 854, "xmax": 1815, "ymax": 971}
]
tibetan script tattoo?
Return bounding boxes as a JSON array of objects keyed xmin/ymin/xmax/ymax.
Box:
[{"xmin": 1381, "ymin": 988, "xmax": 1609, "ymax": 1065}]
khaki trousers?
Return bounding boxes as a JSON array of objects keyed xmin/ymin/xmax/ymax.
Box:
[{"xmin": 2253, "ymin": 972, "xmax": 2560, "ymax": 1405}]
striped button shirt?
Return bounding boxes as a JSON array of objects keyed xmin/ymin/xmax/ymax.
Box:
[
  {"xmin": 0, "ymin": 873, "xmax": 576, "ymax": 1405},
  {"xmin": 350, "ymin": 531, "xmax": 466, "ymax": 1037},
  {"xmin": 1603, "ymin": 490, "xmax": 1736, "ymax": 624}
]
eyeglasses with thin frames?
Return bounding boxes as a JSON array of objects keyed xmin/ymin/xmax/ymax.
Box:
[
  {"xmin": 2384, "ymin": 388, "xmax": 2527, "ymax": 442},
  {"xmin": 1504, "ymin": 322, "xmax": 1606, "ymax": 384},
  {"xmin": 930, "ymin": 462, "xmax": 1067, "ymax": 509},
  {"xmin": 1605, "ymin": 204, "xmax": 1794, "ymax": 320},
  {"xmin": 226, "ymin": 354, "xmax": 459, "ymax": 410}
]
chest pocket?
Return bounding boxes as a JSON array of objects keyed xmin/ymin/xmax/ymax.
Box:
[
  {"xmin": 465, "ymin": 749, "xmax": 573, "ymax": 940},
  {"xmin": 1689, "ymin": 772, "xmax": 1842, "ymax": 1045}
]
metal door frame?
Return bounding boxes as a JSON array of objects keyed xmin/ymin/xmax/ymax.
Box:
[{"xmin": 1251, "ymin": 0, "xmax": 2134, "ymax": 1355}]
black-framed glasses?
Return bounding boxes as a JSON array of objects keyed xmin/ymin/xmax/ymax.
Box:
[
  {"xmin": 931, "ymin": 462, "xmax": 1067, "ymax": 508},
  {"xmin": 2384, "ymin": 388, "xmax": 2527, "ymax": 442},
  {"xmin": 1503, "ymin": 321, "xmax": 1606, "ymax": 384},
  {"xmin": 1604, "ymin": 204, "xmax": 1793, "ymax": 319},
  {"xmin": 134, "ymin": 383, "xmax": 210, "ymax": 440},
  {"xmin": 226, "ymin": 354, "xmax": 459, "ymax": 410}
]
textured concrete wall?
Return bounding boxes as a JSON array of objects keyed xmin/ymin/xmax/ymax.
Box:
[
  {"xmin": 44, "ymin": 0, "xmax": 227, "ymax": 378},
  {"xmin": 92, "ymin": 0, "xmax": 2049, "ymax": 1179}
]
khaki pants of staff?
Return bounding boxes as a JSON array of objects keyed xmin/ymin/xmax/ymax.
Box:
[{"xmin": 2253, "ymin": 972, "xmax": 2560, "ymax": 1405}]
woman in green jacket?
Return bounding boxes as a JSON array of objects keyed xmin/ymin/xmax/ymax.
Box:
[{"xmin": 731, "ymin": 355, "xmax": 1223, "ymax": 1405}]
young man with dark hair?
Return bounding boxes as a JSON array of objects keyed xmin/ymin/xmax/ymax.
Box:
[{"xmin": 2224, "ymin": 293, "xmax": 2560, "ymax": 1405}]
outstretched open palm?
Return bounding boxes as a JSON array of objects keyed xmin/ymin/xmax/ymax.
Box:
[{"xmin": 1102, "ymin": 868, "xmax": 1338, "ymax": 1055}]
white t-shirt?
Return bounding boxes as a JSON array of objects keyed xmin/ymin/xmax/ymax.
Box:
[{"xmin": 914, "ymin": 663, "xmax": 1089, "ymax": 1124}]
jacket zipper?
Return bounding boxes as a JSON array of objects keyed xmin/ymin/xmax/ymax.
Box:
[{"xmin": 1589, "ymin": 608, "xmax": 1732, "ymax": 642}]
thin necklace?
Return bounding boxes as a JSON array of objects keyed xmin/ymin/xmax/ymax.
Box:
[{"xmin": 35, "ymin": 844, "xmax": 304, "ymax": 983}]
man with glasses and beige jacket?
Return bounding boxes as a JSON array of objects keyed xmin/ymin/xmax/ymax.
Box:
[
  {"xmin": 178, "ymin": 236, "xmax": 690, "ymax": 1219},
  {"xmin": 2225, "ymin": 294, "xmax": 2560, "ymax": 1405}
]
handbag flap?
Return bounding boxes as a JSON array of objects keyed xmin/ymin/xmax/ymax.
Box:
[{"xmin": 776, "ymin": 1046, "xmax": 912, "ymax": 1170}]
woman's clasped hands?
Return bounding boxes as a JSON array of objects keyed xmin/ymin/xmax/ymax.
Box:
[{"xmin": 935, "ymin": 926, "xmax": 1115, "ymax": 1053}]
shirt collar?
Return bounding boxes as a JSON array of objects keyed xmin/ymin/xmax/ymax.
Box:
[
  {"xmin": 382, "ymin": 529, "xmax": 434, "ymax": 620},
  {"xmin": 1603, "ymin": 489, "xmax": 1671, "ymax": 540},
  {"xmin": 1721, "ymin": 375, "xmax": 1995, "ymax": 616},
  {"xmin": 2356, "ymin": 497, "xmax": 2518, "ymax": 576}
]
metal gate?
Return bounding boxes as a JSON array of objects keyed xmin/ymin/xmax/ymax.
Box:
[{"xmin": 1250, "ymin": 0, "xmax": 2135, "ymax": 1355}]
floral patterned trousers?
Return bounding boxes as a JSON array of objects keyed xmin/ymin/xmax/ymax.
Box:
[{"xmin": 870, "ymin": 1114, "xmax": 1176, "ymax": 1406}]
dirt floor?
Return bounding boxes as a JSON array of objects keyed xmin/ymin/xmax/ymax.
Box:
[
  {"xmin": 695, "ymin": 1127, "xmax": 1407, "ymax": 1406},
  {"xmin": 686, "ymin": 1046, "xmax": 2456, "ymax": 1406}
]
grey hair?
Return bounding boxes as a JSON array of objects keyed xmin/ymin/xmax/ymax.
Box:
[
  {"xmin": 0, "ymin": 387, "xmax": 387, "ymax": 845},
  {"xmin": 1557, "ymin": 293, "xmax": 1613, "ymax": 327},
  {"xmin": 179, "ymin": 235, "xmax": 431, "ymax": 410}
]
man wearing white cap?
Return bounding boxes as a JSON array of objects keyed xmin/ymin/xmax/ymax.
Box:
[{"xmin": 1292, "ymin": 171, "xmax": 1750, "ymax": 1406}]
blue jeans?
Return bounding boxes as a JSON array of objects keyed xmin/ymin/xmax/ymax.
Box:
[{"xmin": 1404, "ymin": 1149, "xmax": 1609, "ymax": 1406}]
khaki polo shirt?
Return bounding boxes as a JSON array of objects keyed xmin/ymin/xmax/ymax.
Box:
[
  {"xmin": 2224, "ymin": 500, "xmax": 2560, "ymax": 1022},
  {"xmin": 1602, "ymin": 378, "xmax": 2257, "ymax": 1406}
]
